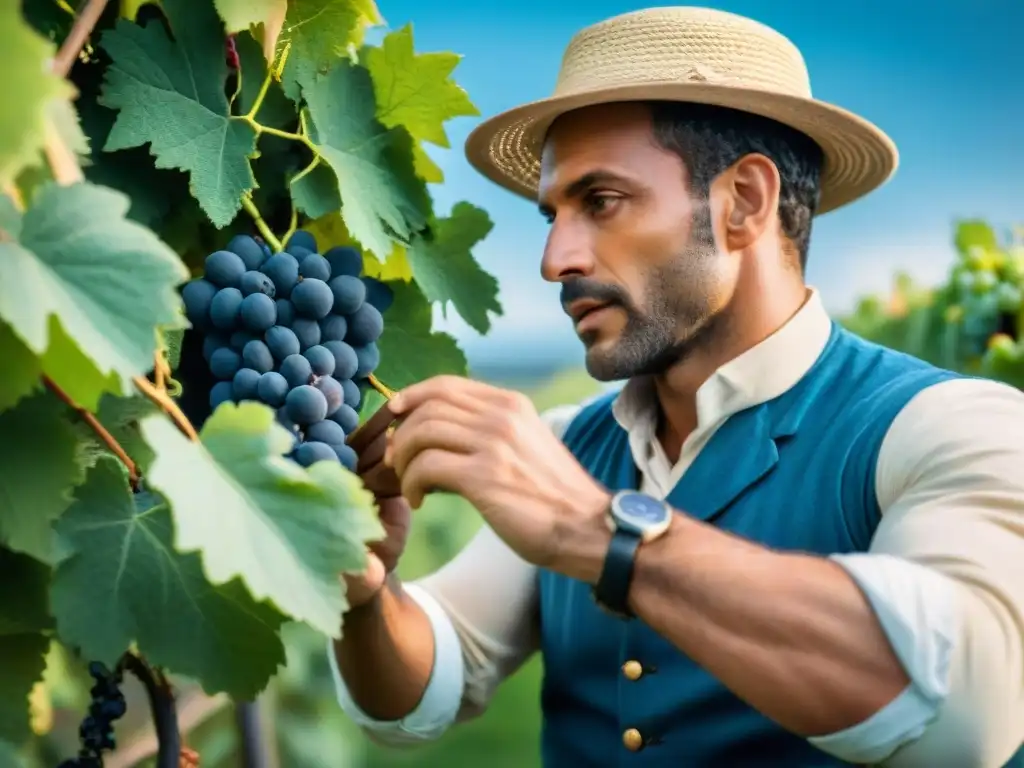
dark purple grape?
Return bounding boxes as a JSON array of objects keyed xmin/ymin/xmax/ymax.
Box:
[
  {"xmin": 202, "ymin": 333, "xmax": 227, "ymax": 362},
  {"xmin": 280, "ymin": 354, "xmax": 312, "ymax": 388},
  {"xmin": 362, "ymin": 276, "xmax": 394, "ymax": 313},
  {"xmin": 260, "ymin": 252, "xmax": 299, "ymax": 297},
  {"xmin": 306, "ymin": 419, "xmax": 346, "ymax": 447},
  {"xmin": 345, "ymin": 302, "xmax": 383, "ymax": 345},
  {"xmin": 320, "ymin": 314, "xmax": 348, "ymax": 342},
  {"xmin": 210, "ymin": 287, "xmax": 243, "ymax": 329},
  {"xmin": 294, "ymin": 440, "xmax": 339, "ymax": 466},
  {"xmin": 230, "ymin": 330, "xmax": 258, "ymax": 350},
  {"xmin": 265, "ymin": 325, "xmax": 300, "ymax": 360},
  {"xmin": 242, "ymin": 339, "xmax": 274, "ymax": 373},
  {"xmin": 329, "ymin": 274, "xmax": 365, "ymax": 315},
  {"xmin": 335, "ymin": 443, "xmax": 358, "ymax": 471},
  {"xmin": 211, "ymin": 379, "xmax": 234, "ymax": 407},
  {"xmin": 299, "ymin": 253, "xmax": 331, "ymax": 281},
  {"xmin": 304, "ymin": 344, "xmax": 336, "ymax": 376},
  {"xmin": 226, "ymin": 234, "xmax": 266, "ymax": 270},
  {"xmin": 182, "ymin": 278, "xmax": 217, "ymax": 328},
  {"xmin": 285, "ymin": 385, "xmax": 328, "ymax": 425},
  {"xmin": 240, "ymin": 270, "xmax": 276, "ymax": 297},
  {"xmin": 313, "ymin": 375, "xmax": 344, "ymax": 415},
  {"xmin": 257, "ymin": 371, "xmax": 289, "ymax": 407},
  {"xmin": 287, "ymin": 230, "xmax": 317, "ymax": 253},
  {"xmin": 291, "ymin": 317, "xmax": 320, "ymax": 349},
  {"xmin": 324, "ymin": 245, "xmax": 363, "ymax": 277},
  {"xmin": 292, "ymin": 278, "xmax": 334, "ymax": 319},
  {"xmin": 209, "ymin": 347, "xmax": 241, "ymax": 379},
  {"xmin": 322, "ymin": 340, "xmax": 358, "ymax": 380},
  {"xmin": 340, "ymin": 378, "xmax": 361, "ymax": 409},
  {"xmin": 353, "ymin": 342, "xmax": 379, "ymax": 378},
  {"xmin": 205, "ymin": 250, "xmax": 246, "ymax": 288},
  {"xmin": 275, "ymin": 298, "xmax": 295, "ymax": 327},
  {"xmin": 232, "ymin": 367, "xmax": 262, "ymax": 400},
  {"xmin": 240, "ymin": 292, "xmax": 277, "ymax": 332},
  {"xmin": 329, "ymin": 403, "xmax": 360, "ymax": 433}
]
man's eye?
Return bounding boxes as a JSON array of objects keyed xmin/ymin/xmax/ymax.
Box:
[{"xmin": 585, "ymin": 192, "xmax": 621, "ymax": 216}]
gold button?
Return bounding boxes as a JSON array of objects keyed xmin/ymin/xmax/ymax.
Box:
[
  {"xmin": 622, "ymin": 728, "xmax": 644, "ymax": 751},
  {"xmin": 622, "ymin": 660, "xmax": 643, "ymax": 681}
]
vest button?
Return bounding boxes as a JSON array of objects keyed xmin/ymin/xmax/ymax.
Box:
[
  {"xmin": 622, "ymin": 728, "xmax": 644, "ymax": 751},
  {"xmin": 622, "ymin": 660, "xmax": 643, "ymax": 680}
]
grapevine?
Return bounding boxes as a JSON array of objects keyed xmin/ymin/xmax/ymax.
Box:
[{"xmin": 0, "ymin": 0, "xmax": 500, "ymax": 765}]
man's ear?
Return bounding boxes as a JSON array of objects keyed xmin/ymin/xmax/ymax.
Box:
[{"xmin": 713, "ymin": 153, "xmax": 780, "ymax": 252}]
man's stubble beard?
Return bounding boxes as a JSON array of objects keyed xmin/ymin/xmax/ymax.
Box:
[{"xmin": 581, "ymin": 205, "xmax": 728, "ymax": 382}]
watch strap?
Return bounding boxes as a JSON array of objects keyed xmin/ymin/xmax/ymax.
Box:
[{"xmin": 591, "ymin": 527, "xmax": 641, "ymax": 619}]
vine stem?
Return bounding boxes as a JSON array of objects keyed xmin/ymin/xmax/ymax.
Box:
[
  {"xmin": 119, "ymin": 653, "xmax": 182, "ymax": 768},
  {"xmin": 52, "ymin": 0, "xmax": 109, "ymax": 76},
  {"xmin": 134, "ymin": 375, "xmax": 198, "ymax": 441},
  {"xmin": 368, "ymin": 373, "xmax": 395, "ymax": 399},
  {"xmin": 241, "ymin": 196, "xmax": 283, "ymax": 253},
  {"xmin": 44, "ymin": 376, "xmax": 140, "ymax": 487}
]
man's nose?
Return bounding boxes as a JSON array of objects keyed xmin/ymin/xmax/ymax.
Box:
[{"xmin": 540, "ymin": 218, "xmax": 595, "ymax": 283}]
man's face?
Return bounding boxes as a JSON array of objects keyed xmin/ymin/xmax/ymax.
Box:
[{"xmin": 538, "ymin": 103, "xmax": 735, "ymax": 381}]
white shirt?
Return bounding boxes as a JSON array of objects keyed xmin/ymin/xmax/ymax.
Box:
[{"xmin": 328, "ymin": 289, "xmax": 1024, "ymax": 767}]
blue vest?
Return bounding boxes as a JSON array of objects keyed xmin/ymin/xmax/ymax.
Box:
[{"xmin": 539, "ymin": 323, "xmax": 1023, "ymax": 766}]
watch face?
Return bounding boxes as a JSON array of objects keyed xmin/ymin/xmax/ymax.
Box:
[{"xmin": 616, "ymin": 492, "xmax": 669, "ymax": 528}]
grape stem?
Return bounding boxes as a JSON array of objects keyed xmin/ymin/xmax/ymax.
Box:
[
  {"xmin": 44, "ymin": 376, "xmax": 141, "ymax": 488},
  {"xmin": 241, "ymin": 195, "xmax": 283, "ymax": 253},
  {"xmin": 368, "ymin": 373, "xmax": 395, "ymax": 400},
  {"xmin": 134, "ymin": 375, "xmax": 199, "ymax": 441},
  {"xmin": 119, "ymin": 652, "xmax": 184, "ymax": 768},
  {"xmin": 52, "ymin": 0, "xmax": 110, "ymax": 76}
]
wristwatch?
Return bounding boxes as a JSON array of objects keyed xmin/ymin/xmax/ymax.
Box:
[{"xmin": 591, "ymin": 490, "xmax": 673, "ymax": 619}]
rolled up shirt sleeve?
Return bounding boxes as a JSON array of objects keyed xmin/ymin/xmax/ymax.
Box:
[
  {"xmin": 329, "ymin": 403, "xmax": 583, "ymax": 744},
  {"xmin": 809, "ymin": 377, "xmax": 1024, "ymax": 766}
]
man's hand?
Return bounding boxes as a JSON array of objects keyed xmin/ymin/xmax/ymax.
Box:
[{"xmin": 384, "ymin": 375, "xmax": 612, "ymax": 571}]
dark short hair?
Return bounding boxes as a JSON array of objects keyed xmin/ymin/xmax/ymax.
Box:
[{"xmin": 646, "ymin": 101, "xmax": 824, "ymax": 271}]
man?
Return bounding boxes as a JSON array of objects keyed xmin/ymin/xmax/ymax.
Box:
[{"xmin": 331, "ymin": 7, "xmax": 1024, "ymax": 767}]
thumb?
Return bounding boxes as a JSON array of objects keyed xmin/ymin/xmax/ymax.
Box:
[{"xmin": 342, "ymin": 550, "xmax": 388, "ymax": 610}]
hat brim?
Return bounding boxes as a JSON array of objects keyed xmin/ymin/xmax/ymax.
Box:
[{"xmin": 464, "ymin": 82, "xmax": 898, "ymax": 215}]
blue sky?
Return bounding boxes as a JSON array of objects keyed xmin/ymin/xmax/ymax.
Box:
[{"xmin": 370, "ymin": 1, "xmax": 1024, "ymax": 366}]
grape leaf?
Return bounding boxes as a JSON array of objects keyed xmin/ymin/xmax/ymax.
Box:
[
  {"xmin": 0, "ymin": 4, "xmax": 73, "ymax": 187},
  {"xmin": 302, "ymin": 59, "xmax": 430, "ymax": 259},
  {"xmin": 215, "ymin": 0, "xmax": 287, "ymax": 61},
  {"xmin": 235, "ymin": 32, "xmax": 294, "ymax": 130},
  {"xmin": 0, "ymin": 321, "xmax": 41, "ymax": 412},
  {"xmin": 69, "ymin": 393, "xmax": 160, "ymax": 477},
  {"xmin": 364, "ymin": 26, "xmax": 479, "ymax": 149},
  {"xmin": 376, "ymin": 281, "xmax": 467, "ymax": 389},
  {"xmin": 0, "ymin": 391, "xmax": 86, "ymax": 564},
  {"xmin": 98, "ymin": 0, "xmax": 258, "ymax": 227},
  {"xmin": 290, "ymin": 163, "xmax": 342, "ymax": 221},
  {"xmin": 279, "ymin": 0, "xmax": 382, "ymax": 100},
  {"xmin": 140, "ymin": 402, "xmax": 381, "ymax": 637},
  {"xmin": 0, "ymin": 548, "xmax": 51, "ymax": 745},
  {"xmin": 954, "ymin": 220, "xmax": 999, "ymax": 257},
  {"xmin": 0, "ymin": 182, "xmax": 189, "ymax": 405},
  {"xmin": 407, "ymin": 202, "xmax": 501, "ymax": 334},
  {"xmin": 49, "ymin": 458, "xmax": 288, "ymax": 699}
]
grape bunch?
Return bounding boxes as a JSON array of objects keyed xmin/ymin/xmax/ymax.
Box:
[
  {"xmin": 181, "ymin": 230, "xmax": 394, "ymax": 471},
  {"xmin": 947, "ymin": 243, "xmax": 1024, "ymax": 361},
  {"xmin": 57, "ymin": 662, "xmax": 128, "ymax": 767}
]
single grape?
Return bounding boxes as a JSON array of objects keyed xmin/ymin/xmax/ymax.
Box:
[
  {"xmin": 313, "ymin": 375, "xmax": 344, "ymax": 415},
  {"xmin": 280, "ymin": 353, "xmax": 313, "ymax": 388},
  {"xmin": 304, "ymin": 344, "xmax": 336, "ymax": 376},
  {"xmin": 209, "ymin": 347, "xmax": 242, "ymax": 379},
  {"xmin": 996, "ymin": 282, "xmax": 1022, "ymax": 312},
  {"xmin": 322, "ymin": 340, "xmax": 358, "ymax": 380},
  {"xmin": 205, "ymin": 249, "xmax": 247, "ymax": 288},
  {"xmin": 210, "ymin": 380, "xmax": 233, "ymax": 409},
  {"xmin": 265, "ymin": 325, "xmax": 300, "ymax": 360},
  {"xmin": 242, "ymin": 339, "xmax": 275, "ymax": 373},
  {"xmin": 98, "ymin": 697, "xmax": 127, "ymax": 719},
  {"xmin": 324, "ymin": 245, "xmax": 363, "ymax": 277},
  {"xmin": 361, "ymin": 276, "xmax": 394, "ymax": 313},
  {"xmin": 329, "ymin": 274, "xmax": 366, "ymax": 315},
  {"xmin": 275, "ymin": 298, "xmax": 295, "ymax": 327},
  {"xmin": 292, "ymin": 278, "xmax": 334, "ymax": 319},
  {"xmin": 181, "ymin": 278, "xmax": 217, "ymax": 328},
  {"xmin": 232, "ymin": 367, "xmax": 262, "ymax": 400},
  {"xmin": 335, "ymin": 443, "xmax": 358, "ymax": 471},
  {"xmin": 202, "ymin": 333, "xmax": 227, "ymax": 362},
  {"xmin": 276, "ymin": 406, "xmax": 298, "ymax": 432},
  {"xmin": 294, "ymin": 440, "xmax": 339, "ymax": 466},
  {"xmin": 210, "ymin": 287, "xmax": 244, "ymax": 330},
  {"xmin": 329, "ymin": 403, "xmax": 360, "ymax": 434},
  {"xmin": 340, "ymin": 378, "xmax": 361, "ymax": 409},
  {"xmin": 287, "ymin": 244, "xmax": 313, "ymax": 259},
  {"xmin": 291, "ymin": 317, "xmax": 321, "ymax": 349},
  {"xmin": 260, "ymin": 252, "xmax": 299, "ymax": 297},
  {"xmin": 354, "ymin": 342, "xmax": 380, "ymax": 378},
  {"xmin": 306, "ymin": 419, "xmax": 347, "ymax": 447},
  {"xmin": 240, "ymin": 292, "xmax": 277, "ymax": 332},
  {"xmin": 285, "ymin": 385, "xmax": 329, "ymax": 425},
  {"xmin": 230, "ymin": 330, "xmax": 259, "ymax": 350},
  {"xmin": 257, "ymin": 371, "xmax": 289, "ymax": 407},
  {"xmin": 320, "ymin": 314, "xmax": 348, "ymax": 342},
  {"xmin": 240, "ymin": 270, "xmax": 276, "ymax": 297},
  {"xmin": 299, "ymin": 252, "xmax": 332, "ymax": 282},
  {"xmin": 345, "ymin": 302, "xmax": 384, "ymax": 345},
  {"xmin": 87, "ymin": 661, "xmax": 112, "ymax": 679},
  {"xmin": 226, "ymin": 234, "xmax": 266, "ymax": 270},
  {"xmin": 287, "ymin": 230, "xmax": 318, "ymax": 253}
]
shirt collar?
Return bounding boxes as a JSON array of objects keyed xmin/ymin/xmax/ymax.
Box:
[{"xmin": 611, "ymin": 287, "xmax": 833, "ymax": 434}]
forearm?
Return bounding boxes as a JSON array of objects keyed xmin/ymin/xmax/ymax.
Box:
[{"xmin": 333, "ymin": 576, "xmax": 436, "ymax": 721}]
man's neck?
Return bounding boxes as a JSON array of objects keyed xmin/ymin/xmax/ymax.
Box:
[{"xmin": 653, "ymin": 281, "xmax": 810, "ymax": 463}]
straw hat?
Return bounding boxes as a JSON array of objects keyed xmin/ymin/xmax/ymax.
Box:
[{"xmin": 464, "ymin": 6, "xmax": 898, "ymax": 214}]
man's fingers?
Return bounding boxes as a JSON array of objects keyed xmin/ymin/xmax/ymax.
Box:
[
  {"xmin": 347, "ymin": 399, "xmax": 398, "ymax": 452},
  {"xmin": 390, "ymin": 375, "xmax": 510, "ymax": 416},
  {"xmin": 389, "ymin": 419, "xmax": 480, "ymax": 477},
  {"xmin": 400, "ymin": 448, "xmax": 466, "ymax": 509}
]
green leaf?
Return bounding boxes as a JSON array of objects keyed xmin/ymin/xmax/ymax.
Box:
[
  {"xmin": 98, "ymin": 0, "xmax": 258, "ymax": 227},
  {"xmin": 303, "ymin": 60, "xmax": 430, "ymax": 258},
  {"xmin": 290, "ymin": 163, "xmax": 342, "ymax": 220},
  {"xmin": 70, "ymin": 392, "xmax": 160, "ymax": 476},
  {"xmin": 0, "ymin": 321, "xmax": 41, "ymax": 412},
  {"xmin": 235, "ymin": 32, "xmax": 294, "ymax": 130},
  {"xmin": 0, "ymin": 391, "xmax": 85, "ymax": 564},
  {"xmin": 377, "ymin": 281, "xmax": 467, "ymax": 389},
  {"xmin": 0, "ymin": 182, "xmax": 189, "ymax": 405},
  {"xmin": 215, "ymin": 0, "xmax": 286, "ymax": 35},
  {"xmin": 50, "ymin": 458, "xmax": 288, "ymax": 699},
  {"xmin": 279, "ymin": 0, "xmax": 382, "ymax": 100},
  {"xmin": 407, "ymin": 202, "xmax": 501, "ymax": 334},
  {"xmin": 140, "ymin": 402, "xmax": 382, "ymax": 637},
  {"xmin": 0, "ymin": 4, "xmax": 73, "ymax": 187},
  {"xmin": 954, "ymin": 220, "xmax": 1000, "ymax": 257},
  {"xmin": 0, "ymin": 548, "xmax": 51, "ymax": 745},
  {"xmin": 364, "ymin": 25, "xmax": 479, "ymax": 149}
]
